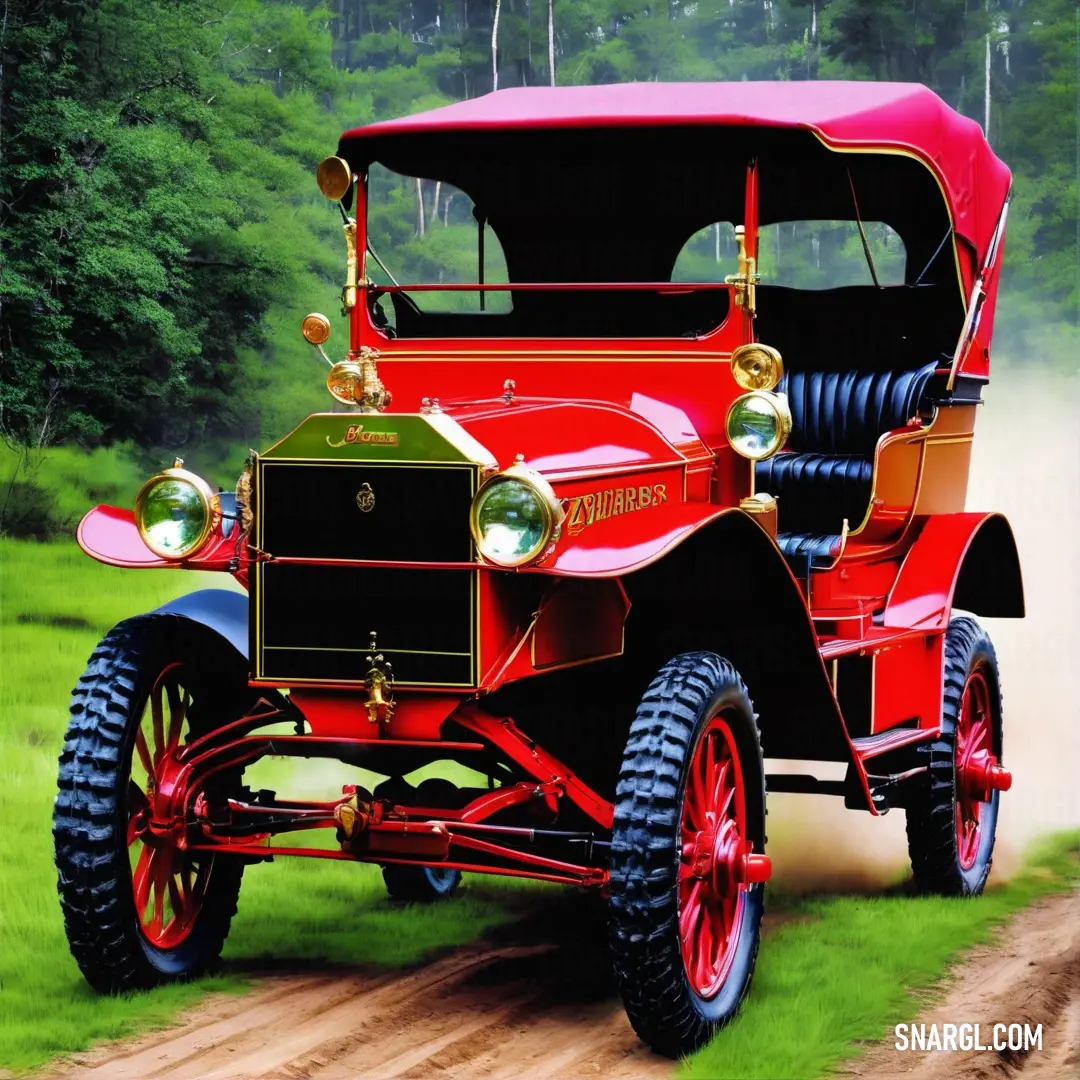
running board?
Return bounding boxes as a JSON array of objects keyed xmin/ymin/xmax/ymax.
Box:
[{"xmin": 851, "ymin": 727, "xmax": 938, "ymax": 761}]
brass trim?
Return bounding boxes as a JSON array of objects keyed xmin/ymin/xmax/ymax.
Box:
[
  {"xmin": 301, "ymin": 312, "xmax": 332, "ymax": 346},
  {"xmin": 731, "ymin": 343, "xmax": 783, "ymax": 392},
  {"xmin": 134, "ymin": 466, "xmax": 217, "ymax": 561},
  {"xmin": 263, "ymin": 645, "xmax": 472, "ymax": 657},
  {"xmin": 740, "ymin": 492, "xmax": 777, "ymax": 515}
]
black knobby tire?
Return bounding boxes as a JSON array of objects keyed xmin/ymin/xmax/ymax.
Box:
[
  {"xmin": 905, "ymin": 616, "xmax": 1003, "ymax": 896},
  {"xmin": 608, "ymin": 652, "xmax": 766, "ymax": 1059},
  {"xmin": 382, "ymin": 864, "xmax": 462, "ymax": 902},
  {"xmin": 54, "ymin": 615, "xmax": 255, "ymax": 992}
]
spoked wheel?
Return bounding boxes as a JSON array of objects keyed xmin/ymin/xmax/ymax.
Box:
[
  {"xmin": 127, "ymin": 664, "xmax": 215, "ymax": 949},
  {"xmin": 609, "ymin": 652, "xmax": 770, "ymax": 1059},
  {"xmin": 954, "ymin": 666, "xmax": 996, "ymax": 871},
  {"xmin": 680, "ymin": 713, "xmax": 755, "ymax": 1000},
  {"xmin": 54, "ymin": 616, "xmax": 253, "ymax": 992},
  {"xmin": 906, "ymin": 617, "xmax": 1011, "ymax": 896}
]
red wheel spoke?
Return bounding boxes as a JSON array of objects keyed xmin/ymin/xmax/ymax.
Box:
[
  {"xmin": 702, "ymin": 733, "xmax": 716, "ymax": 810},
  {"xmin": 190, "ymin": 861, "xmax": 211, "ymax": 906},
  {"xmin": 128, "ymin": 779, "xmax": 150, "ymax": 815},
  {"xmin": 134, "ymin": 726, "xmax": 154, "ymax": 781},
  {"xmin": 148, "ymin": 848, "xmax": 170, "ymax": 937},
  {"xmin": 133, "ymin": 846, "xmax": 154, "ymax": 916},
  {"xmin": 150, "ymin": 685, "xmax": 166, "ymax": 766},
  {"xmin": 686, "ymin": 773, "xmax": 706, "ymax": 831},
  {"xmin": 167, "ymin": 872, "xmax": 184, "ymax": 921},
  {"xmin": 165, "ymin": 682, "xmax": 187, "ymax": 752},
  {"xmin": 712, "ymin": 758, "xmax": 729, "ymax": 812},
  {"xmin": 969, "ymin": 722, "xmax": 989, "ymax": 754},
  {"xmin": 694, "ymin": 906, "xmax": 717, "ymax": 991},
  {"xmin": 680, "ymin": 879, "xmax": 703, "ymax": 941}
]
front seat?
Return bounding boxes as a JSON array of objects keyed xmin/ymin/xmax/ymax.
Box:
[{"xmin": 755, "ymin": 362, "xmax": 938, "ymax": 574}]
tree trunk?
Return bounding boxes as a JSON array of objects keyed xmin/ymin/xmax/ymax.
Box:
[
  {"xmin": 547, "ymin": 0, "xmax": 555, "ymax": 85},
  {"xmin": 492, "ymin": 0, "xmax": 501, "ymax": 91},
  {"xmin": 416, "ymin": 177, "xmax": 426, "ymax": 236}
]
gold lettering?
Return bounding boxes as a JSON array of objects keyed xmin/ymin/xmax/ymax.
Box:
[
  {"xmin": 583, "ymin": 493, "xmax": 597, "ymax": 526},
  {"xmin": 612, "ymin": 489, "xmax": 624, "ymax": 516},
  {"xmin": 638, "ymin": 485, "xmax": 652, "ymax": 509},
  {"xmin": 566, "ymin": 497, "xmax": 587, "ymax": 534},
  {"xmin": 625, "ymin": 487, "xmax": 637, "ymax": 512},
  {"xmin": 653, "ymin": 483, "xmax": 668, "ymax": 504}
]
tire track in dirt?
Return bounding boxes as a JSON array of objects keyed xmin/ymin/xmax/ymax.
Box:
[
  {"xmin": 841, "ymin": 887, "xmax": 1080, "ymax": 1080},
  {"xmin": 40, "ymin": 894, "xmax": 682, "ymax": 1080}
]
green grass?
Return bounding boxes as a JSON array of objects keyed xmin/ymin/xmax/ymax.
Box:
[
  {"xmin": 682, "ymin": 831, "xmax": 1080, "ymax": 1080},
  {"xmin": 0, "ymin": 537, "xmax": 531, "ymax": 1074}
]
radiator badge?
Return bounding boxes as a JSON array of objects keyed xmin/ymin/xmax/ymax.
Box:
[
  {"xmin": 565, "ymin": 482, "xmax": 668, "ymax": 535},
  {"xmin": 326, "ymin": 423, "xmax": 400, "ymax": 448},
  {"xmin": 355, "ymin": 482, "xmax": 375, "ymax": 513}
]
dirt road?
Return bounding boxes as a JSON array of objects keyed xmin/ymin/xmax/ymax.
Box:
[
  {"xmin": 43, "ymin": 896, "xmax": 677, "ymax": 1080},
  {"xmin": 842, "ymin": 887, "xmax": 1080, "ymax": 1080}
]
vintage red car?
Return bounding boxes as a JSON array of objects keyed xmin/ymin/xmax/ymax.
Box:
[{"xmin": 57, "ymin": 81, "xmax": 1021, "ymax": 1057}]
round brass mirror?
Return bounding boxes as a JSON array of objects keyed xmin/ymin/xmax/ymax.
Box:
[
  {"xmin": 731, "ymin": 343, "xmax": 783, "ymax": 392},
  {"xmin": 301, "ymin": 312, "xmax": 332, "ymax": 345},
  {"xmin": 316, "ymin": 156, "xmax": 353, "ymax": 202}
]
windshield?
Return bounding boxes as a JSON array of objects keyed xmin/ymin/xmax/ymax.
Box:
[{"xmin": 357, "ymin": 126, "xmax": 951, "ymax": 341}]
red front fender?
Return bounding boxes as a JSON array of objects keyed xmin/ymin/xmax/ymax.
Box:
[
  {"xmin": 77, "ymin": 506, "xmax": 169, "ymax": 568},
  {"xmin": 539, "ymin": 502, "xmax": 765, "ymax": 577},
  {"xmin": 77, "ymin": 505, "xmax": 238, "ymax": 572}
]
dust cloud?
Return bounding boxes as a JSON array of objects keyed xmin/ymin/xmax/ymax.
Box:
[{"xmin": 766, "ymin": 364, "xmax": 1080, "ymax": 892}]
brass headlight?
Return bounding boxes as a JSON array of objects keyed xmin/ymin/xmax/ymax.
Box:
[
  {"xmin": 470, "ymin": 464, "xmax": 565, "ymax": 568},
  {"xmin": 134, "ymin": 465, "xmax": 216, "ymax": 560},
  {"xmin": 726, "ymin": 391, "xmax": 792, "ymax": 461},
  {"xmin": 731, "ymin": 344, "xmax": 783, "ymax": 392},
  {"xmin": 327, "ymin": 360, "xmax": 364, "ymax": 404}
]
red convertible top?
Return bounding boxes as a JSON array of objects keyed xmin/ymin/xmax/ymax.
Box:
[{"xmin": 343, "ymin": 81, "xmax": 1011, "ymax": 264}]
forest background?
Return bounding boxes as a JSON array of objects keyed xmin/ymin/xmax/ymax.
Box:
[{"xmin": 1, "ymin": 0, "xmax": 1077, "ymax": 535}]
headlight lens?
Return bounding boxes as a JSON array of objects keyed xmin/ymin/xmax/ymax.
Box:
[
  {"xmin": 470, "ymin": 467, "xmax": 564, "ymax": 568},
  {"xmin": 726, "ymin": 391, "xmax": 793, "ymax": 461},
  {"xmin": 134, "ymin": 468, "xmax": 215, "ymax": 559}
]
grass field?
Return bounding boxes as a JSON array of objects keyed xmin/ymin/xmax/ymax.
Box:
[{"xmin": 0, "ymin": 537, "xmax": 531, "ymax": 1073}]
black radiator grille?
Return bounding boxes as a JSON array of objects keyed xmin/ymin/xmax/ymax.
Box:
[
  {"xmin": 257, "ymin": 460, "xmax": 475, "ymax": 562},
  {"xmin": 253, "ymin": 459, "xmax": 479, "ymax": 688}
]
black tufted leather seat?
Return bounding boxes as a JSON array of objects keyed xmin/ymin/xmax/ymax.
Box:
[{"xmin": 755, "ymin": 362, "xmax": 938, "ymax": 573}]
